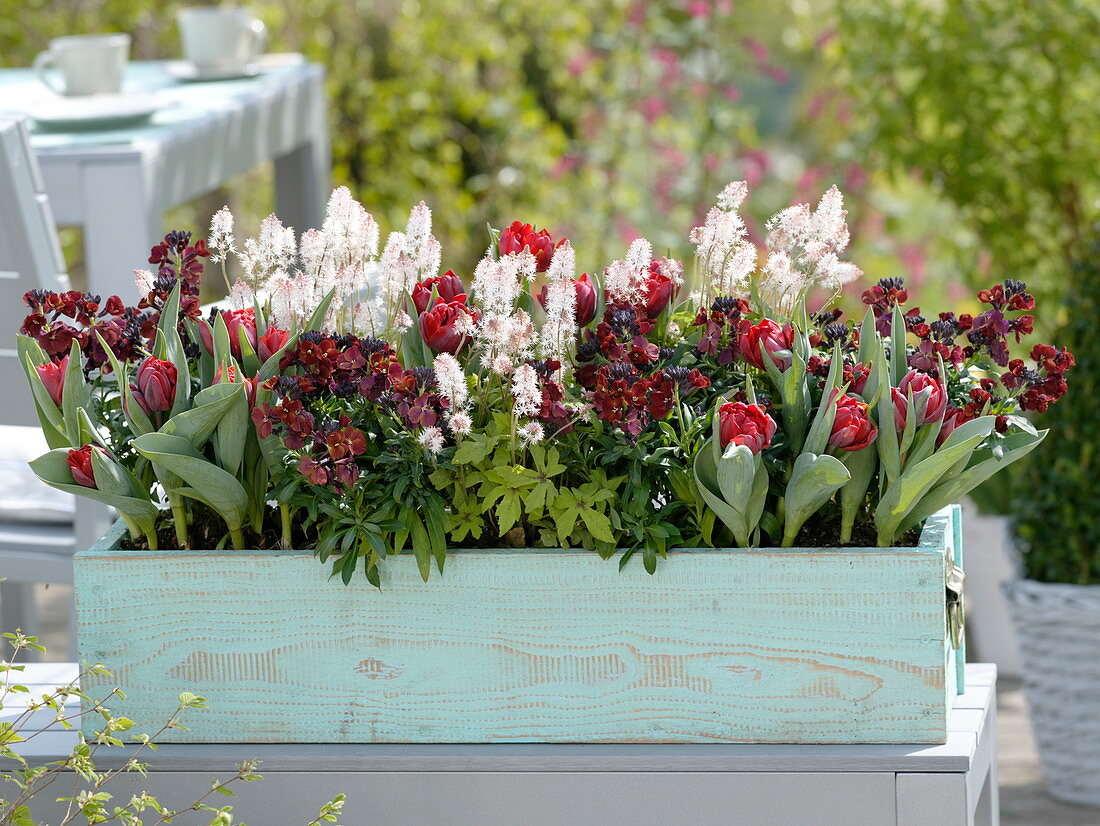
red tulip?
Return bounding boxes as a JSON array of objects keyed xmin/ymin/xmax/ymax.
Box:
[
  {"xmin": 537, "ymin": 272, "xmax": 598, "ymax": 327},
  {"xmin": 213, "ymin": 363, "xmax": 258, "ymax": 408},
  {"xmin": 35, "ymin": 355, "xmax": 67, "ymax": 406},
  {"xmin": 66, "ymin": 444, "xmax": 108, "ymax": 488},
  {"xmin": 718, "ymin": 401, "xmax": 777, "ymax": 455},
  {"xmin": 418, "ymin": 297, "xmax": 477, "ymax": 354},
  {"xmin": 828, "ymin": 393, "xmax": 878, "ymax": 451},
  {"xmin": 738, "ymin": 319, "xmax": 795, "ymax": 371},
  {"xmin": 641, "ymin": 259, "xmax": 679, "ymax": 318},
  {"xmin": 893, "ymin": 370, "xmax": 948, "ymax": 430},
  {"xmin": 223, "ymin": 309, "xmax": 258, "ymax": 360},
  {"xmin": 131, "ymin": 356, "xmax": 178, "ymax": 415},
  {"xmin": 196, "ymin": 318, "xmax": 214, "ymax": 355},
  {"xmin": 257, "ymin": 326, "xmax": 291, "ymax": 362},
  {"xmin": 499, "ymin": 220, "xmax": 562, "ymax": 272},
  {"xmin": 411, "ymin": 271, "xmax": 466, "ymax": 315},
  {"xmin": 937, "ymin": 406, "xmax": 961, "ymax": 447}
]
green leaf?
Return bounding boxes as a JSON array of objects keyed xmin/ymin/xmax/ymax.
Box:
[
  {"xmin": 212, "ymin": 377, "xmax": 249, "ymax": 477},
  {"xmin": 904, "ymin": 428, "xmax": 1048, "ymax": 530},
  {"xmin": 409, "ymin": 515, "xmax": 432, "ymax": 581},
  {"xmin": 60, "ymin": 340, "xmax": 91, "ymax": 447},
  {"xmin": 874, "ymin": 417, "xmax": 994, "ymax": 545},
  {"xmin": 17, "ymin": 335, "xmax": 68, "ymax": 446},
  {"xmin": 96, "ymin": 333, "xmax": 154, "ymax": 437},
  {"xmin": 29, "ymin": 449, "xmax": 158, "ymax": 538},
  {"xmin": 579, "ymin": 506, "xmax": 614, "ymax": 543},
  {"xmin": 159, "ymin": 383, "xmax": 245, "ymax": 448},
  {"xmin": 133, "ymin": 433, "xmax": 249, "ymax": 531},
  {"xmin": 782, "ymin": 452, "xmax": 851, "ymax": 546}
]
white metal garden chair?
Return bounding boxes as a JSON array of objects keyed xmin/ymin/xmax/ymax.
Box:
[{"xmin": 0, "ymin": 116, "xmax": 111, "ymax": 656}]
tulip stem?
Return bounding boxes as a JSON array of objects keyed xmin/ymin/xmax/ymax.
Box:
[
  {"xmin": 145, "ymin": 529, "xmax": 159, "ymax": 551},
  {"xmin": 230, "ymin": 527, "xmax": 246, "ymax": 551},
  {"xmin": 170, "ymin": 493, "xmax": 189, "ymax": 549},
  {"xmin": 280, "ymin": 503, "xmax": 293, "ymax": 550},
  {"xmin": 840, "ymin": 511, "xmax": 855, "ymax": 545}
]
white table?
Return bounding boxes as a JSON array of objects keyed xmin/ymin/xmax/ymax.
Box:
[
  {"xmin": 0, "ymin": 57, "xmax": 329, "ymax": 296},
  {"xmin": 5, "ymin": 663, "xmax": 999, "ymax": 825}
]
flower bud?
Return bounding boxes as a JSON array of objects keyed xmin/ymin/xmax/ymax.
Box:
[{"xmin": 718, "ymin": 401, "xmax": 777, "ymax": 455}]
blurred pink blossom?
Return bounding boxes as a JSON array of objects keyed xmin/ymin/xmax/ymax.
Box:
[{"xmin": 638, "ymin": 96, "xmax": 669, "ymax": 123}]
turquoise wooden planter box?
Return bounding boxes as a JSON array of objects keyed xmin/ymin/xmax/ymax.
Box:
[{"xmin": 73, "ymin": 505, "xmax": 965, "ymax": 745}]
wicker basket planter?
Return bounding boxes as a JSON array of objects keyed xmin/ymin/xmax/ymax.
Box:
[
  {"xmin": 74, "ymin": 506, "xmax": 966, "ymax": 745},
  {"xmin": 1005, "ymin": 578, "xmax": 1100, "ymax": 807}
]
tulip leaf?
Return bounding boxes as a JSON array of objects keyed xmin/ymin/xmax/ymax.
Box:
[
  {"xmin": 303, "ymin": 288, "xmax": 336, "ymax": 334},
  {"xmin": 212, "ymin": 375, "xmax": 249, "ymax": 477},
  {"xmin": 29, "ymin": 449, "xmax": 158, "ymax": 535},
  {"xmin": 60, "ymin": 340, "xmax": 91, "ymax": 447},
  {"xmin": 158, "ymin": 382, "xmax": 244, "ymax": 448},
  {"xmin": 18, "ymin": 338, "xmax": 69, "ymax": 448},
  {"xmin": 782, "ymin": 452, "xmax": 851, "ymax": 546},
  {"xmin": 874, "ymin": 418, "xmax": 994, "ymax": 545},
  {"xmin": 213, "ymin": 312, "xmax": 234, "ymax": 369},
  {"xmin": 903, "ymin": 428, "xmax": 1048, "ymax": 531},
  {"xmin": 874, "ymin": 347, "xmax": 901, "ymax": 483},
  {"xmin": 839, "ymin": 444, "xmax": 877, "ymax": 542},
  {"xmin": 159, "ymin": 281, "xmax": 182, "ymax": 339},
  {"xmin": 694, "ymin": 441, "xmax": 767, "ymax": 547},
  {"xmin": 889, "ymin": 303, "xmax": 906, "ymax": 386},
  {"xmin": 803, "ymin": 342, "xmax": 844, "ymax": 456},
  {"xmin": 133, "ymin": 432, "xmax": 248, "ymax": 531},
  {"xmin": 96, "ymin": 333, "xmax": 154, "ymax": 436},
  {"xmin": 237, "ymin": 324, "xmax": 261, "ymax": 375}
]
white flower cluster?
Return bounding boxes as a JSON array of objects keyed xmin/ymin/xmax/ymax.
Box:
[
  {"xmin": 539, "ymin": 242, "xmax": 578, "ymax": 370},
  {"xmin": 511, "ymin": 363, "xmax": 541, "ymax": 418},
  {"xmin": 762, "ymin": 185, "xmax": 861, "ymax": 311},
  {"xmin": 467, "ymin": 250, "xmax": 539, "ymax": 376},
  {"xmin": 208, "ymin": 207, "xmax": 235, "ymax": 264},
  {"xmin": 604, "ymin": 238, "xmax": 654, "ymax": 305},
  {"xmin": 689, "ymin": 180, "xmax": 757, "ymax": 300},
  {"xmin": 212, "ymin": 187, "xmax": 390, "ymax": 333},
  {"xmin": 433, "ymin": 353, "xmax": 472, "ymax": 437}
]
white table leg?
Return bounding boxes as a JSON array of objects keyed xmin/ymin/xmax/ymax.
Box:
[
  {"xmin": 81, "ymin": 159, "xmax": 161, "ymax": 299},
  {"xmin": 273, "ymin": 79, "xmax": 330, "ymax": 233},
  {"xmin": 897, "ymin": 773, "xmax": 971, "ymax": 826}
]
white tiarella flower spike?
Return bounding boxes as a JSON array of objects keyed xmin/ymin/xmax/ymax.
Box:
[
  {"xmin": 605, "ymin": 238, "xmax": 655, "ymax": 306},
  {"xmin": 539, "ymin": 242, "xmax": 579, "ymax": 373},
  {"xmin": 418, "ymin": 426, "xmax": 445, "ymax": 456},
  {"xmin": 690, "ymin": 181, "xmax": 757, "ymax": 301},
  {"xmin": 518, "ymin": 421, "xmax": 545, "ymax": 446},
  {"xmin": 448, "ymin": 411, "xmax": 473, "ymax": 436},
  {"xmin": 229, "ymin": 279, "xmax": 256, "ymax": 310},
  {"xmin": 208, "ymin": 207, "xmax": 235, "ymax": 264},
  {"xmin": 433, "ymin": 353, "xmax": 468, "ymax": 412},
  {"xmin": 762, "ymin": 184, "xmax": 861, "ymax": 311},
  {"xmin": 511, "ymin": 364, "xmax": 541, "ymax": 418},
  {"xmin": 133, "ymin": 269, "xmax": 155, "ymax": 294}
]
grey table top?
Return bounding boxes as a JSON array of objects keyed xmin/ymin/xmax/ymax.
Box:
[{"xmin": 6, "ymin": 663, "xmax": 996, "ymax": 773}]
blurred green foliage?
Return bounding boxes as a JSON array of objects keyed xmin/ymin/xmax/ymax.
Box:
[
  {"xmin": 827, "ymin": 0, "xmax": 1100, "ymax": 301},
  {"xmin": 1013, "ymin": 238, "xmax": 1100, "ymax": 583},
  {"xmin": 828, "ymin": 1, "xmax": 1100, "ymax": 580}
]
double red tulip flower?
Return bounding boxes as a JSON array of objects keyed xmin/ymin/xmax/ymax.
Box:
[{"xmin": 718, "ymin": 401, "xmax": 777, "ymax": 455}]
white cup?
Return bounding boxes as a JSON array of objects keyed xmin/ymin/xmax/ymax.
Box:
[
  {"xmin": 177, "ymin": 7, "xmax": 267, "ymax": 72},
  {"xmin": 33, "ymin": 33, "xmax": 131, "ymax": 96}
]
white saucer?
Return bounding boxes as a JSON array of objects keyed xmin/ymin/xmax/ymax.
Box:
[
  {"xmin": 29, "ymin": 93, "xmax": 160, "ymax": 131},
  {"xmin": 165, "ymin": 61, "xmax": 262, "ymax": 82}
]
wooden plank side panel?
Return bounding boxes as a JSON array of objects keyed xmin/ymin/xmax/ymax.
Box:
[{"xmin": 75, "ymin": 543, "xmax": 949, "ymax": 744}]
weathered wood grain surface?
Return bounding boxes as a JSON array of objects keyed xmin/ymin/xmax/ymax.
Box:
[{"xmin": 74, "ymin": 510, "xmax": 958, "ymax": 744}]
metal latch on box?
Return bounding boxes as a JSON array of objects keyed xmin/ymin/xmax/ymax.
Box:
[{"xmin": 946, "ymin": 564, "xmax": 965, "ymax": 649}]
